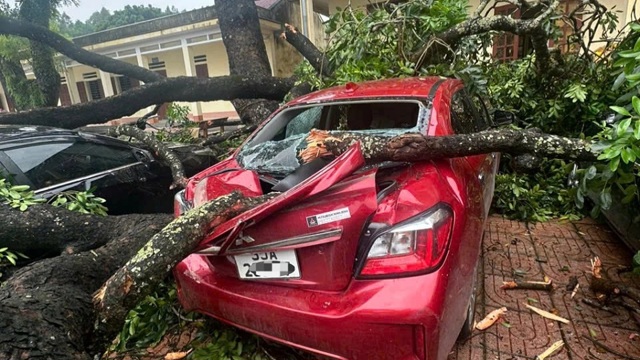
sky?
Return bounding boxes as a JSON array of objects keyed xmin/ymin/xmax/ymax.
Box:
[{"xmin": 60, "ymin": 1, "xmax": 216, "ymax": 21}]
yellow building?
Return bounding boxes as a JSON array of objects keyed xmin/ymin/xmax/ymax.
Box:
[{"xmin": 2, "ymin": 0, "xmax": 326, "ymax": 122}]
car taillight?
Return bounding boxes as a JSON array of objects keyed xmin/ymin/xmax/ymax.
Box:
[
  {"xmin": 359, "ymin": 205, "xmax": 453, "ymax": 277},
  {"xmin": 174, "ymin": 189, "xmax": 193, "ymax": 217}
]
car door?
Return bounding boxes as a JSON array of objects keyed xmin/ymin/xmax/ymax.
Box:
[
  {"xmin": 449, "ymin": 89, "xmax": 496, "ymax": 217},
  {"xmin": 469, "ymin": 94, "xmax": 500, "ymax": 215},
  {"xmin": 0, "ymin": 137, "xmax": 158, "ymax": 213}
]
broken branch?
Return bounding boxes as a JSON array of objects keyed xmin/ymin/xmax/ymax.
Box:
[
  {"xmin": 525, "ymin": 304, "xmax": 570, "ymax": 324},
  {"xmin": 501, "ymin": 277, "xmax": 553, "ymax": 291},
  {"xmin": 94, "ymin": 191, "xmax": 277, "ymax": 343},
  {"xmin": 476, "ymin": 307, "xmax": 508, "ymax": 330},
  {"xmin": 300, "ymin": 129, "xmax": 597, "ymax": 164},
  {"xmin": 106, "ymin": 125, "xmax": 187, "ymax": 189}
]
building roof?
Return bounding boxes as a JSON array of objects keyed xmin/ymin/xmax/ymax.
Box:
[
  {"xmin": 255, "ymin": 0, "xmax": 281, "ymax": 9},
  {"xmin": 73, "ymin": 1, "xmax": 283, "ymax": 48}
]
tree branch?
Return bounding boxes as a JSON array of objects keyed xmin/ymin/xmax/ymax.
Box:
[
  {"xmin": 0, "ymin": 75, "xmax": 295, "ymax": 128},
  {"xmin": 93, "ymin": 191, "xmax": 276, "ymax": 343},
  {"xmin": 106, "ymin": 125, "xmax": 187, "ymax": 189},
  {"xmin": 200, "ymin": 124, "xmax": 257, "ymax": 147},
  {"xmin": 422, "ymin": 0, "xmax": 560, "ymax": 69},
  {"xmin": 300, "ymin": 128, "xmax": 597, "ymax": 164},
  {"xmin": 281, "ymin": 23, "xmax": 332, "ymax": 77},
  {"xmin": 0, "ymin": 16, "xmax": 162, "ymax": 83}
]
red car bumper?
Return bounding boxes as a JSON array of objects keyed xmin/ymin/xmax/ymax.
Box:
[{"xmin": 174, "ymin": 254, "xmax": 469, "ymax": 360}]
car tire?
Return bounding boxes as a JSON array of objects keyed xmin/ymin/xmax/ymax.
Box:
[{"xmin": 458, "ymin": 265, "xmax": 479, "ymax": 341}]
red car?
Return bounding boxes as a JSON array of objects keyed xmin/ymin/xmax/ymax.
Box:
[{"xmin": 173, "ymin": 77, "xmax": 501, "ymax": 360}]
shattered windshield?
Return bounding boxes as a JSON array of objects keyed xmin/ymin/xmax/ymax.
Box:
[{"xmin": 237, "ymin": 100, "xmax": 429, "ymax": 176}]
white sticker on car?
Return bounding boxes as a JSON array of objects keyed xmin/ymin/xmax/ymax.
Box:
[{"xmin": 306, "ymin": 207, "xmax": 351, "ymax": 227}]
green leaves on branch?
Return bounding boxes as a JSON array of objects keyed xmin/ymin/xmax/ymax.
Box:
[
  {"xmin": 49, "ymin": 189, "xmax": 109, "ymax": 216},
  {"xmin": 0, "ymin": 179, "xmax": 45, "ymax": 211},
  {"xmin": 0, "ymin": 178, "xmax": 109, "ymax": 215},
  {"xmin": 298, "ymin": 0, "xmax": 472, "ymax": 87}
]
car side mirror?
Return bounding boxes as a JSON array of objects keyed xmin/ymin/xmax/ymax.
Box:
[{"xmin": 492, "ymin": 110, "xmax": 516, "ymax": 127}]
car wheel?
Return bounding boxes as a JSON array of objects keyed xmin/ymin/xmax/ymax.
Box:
[{"xmin": 458, "ymin": 266, "xmax": 479, "ymax": 341}]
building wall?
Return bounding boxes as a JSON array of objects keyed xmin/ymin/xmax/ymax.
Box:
[
  {"xmin": 325, "ymin": 0, "xmax": 371, "ymax": 15},
  {"xmin": 273, "ymin": 0, "xmax": 328, "ymax": 78},
  {"xmin": 1, "ymin": 1, "xmax": 330, "ymax": 123}
]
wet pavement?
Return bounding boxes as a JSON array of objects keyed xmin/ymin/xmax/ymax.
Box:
[{"xmin": 450, "ymin": 216, "xmax": 640, "ymax": 360}]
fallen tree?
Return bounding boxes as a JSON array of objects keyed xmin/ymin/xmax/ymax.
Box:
[{"xmin": 0, "ymin": 0, "xmax": 627, "ymax": 358}]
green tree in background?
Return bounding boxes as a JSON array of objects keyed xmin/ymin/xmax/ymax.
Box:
[{"xmin": 58, "ymin": 5, "xmax": 180, "ymax": 37}]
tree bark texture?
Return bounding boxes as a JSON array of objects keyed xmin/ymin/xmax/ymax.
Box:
[
  {"xmin": 94, "ymin": 192, "xmax": 276, "ymax": 343},
  {"xmin": 19, "ymin": 0, "xmax": 61, "ymax": 107},
  {"xmin": 0, "ymin": 203, "xmax": 168, "ymax": 258},
  {"xmin": 0, "ymin": 211, "xmax": 172, "ymax": 360},
  {"xmin": 0, "ymin": 76, "xmax": 294, "ymax": 128},
  {"xmin": 216, "ymin": 0, "xmax": 280, "ymax": 124},
  {"xmin": 106, "ymin": 125, "xmax": 188, "ymax": 188},
  {"xmin": 300, "ymin": 128, "xmax": 597, "ymax": 164},
  {"xmin": 0, "ymin": 15, "xmax": 162, "ymax": 84}
]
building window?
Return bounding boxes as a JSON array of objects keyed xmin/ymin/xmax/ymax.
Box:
[
  {"xmin": 87, "ymin": 80, "xmax": 104, "ymax": 100},
  {"xmin": 148, "ymin": 59, "xmax": 166, "ymax": 71},
  {"xmin": 493, "ymin": 1, "xmax": 581, "ymax": 61},
  {"xmin": 492, "ymin": 5, "xmax": 522, "ymax": 61},
  {"xmin": 194, "ymin": 55, "xmax": 209, "ymax": 78}
]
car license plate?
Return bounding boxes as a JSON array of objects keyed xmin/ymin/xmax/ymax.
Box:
[{"xmin": 234, "ymin": 249, "xmax": 301, "ymax": 279}]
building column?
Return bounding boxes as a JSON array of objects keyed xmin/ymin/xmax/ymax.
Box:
[
  {"xmin": 99, "ymin": 70, "xmax": 114, "ymax": 97},
  {"xmin": 300, "ymin": 0, "xmax": 315, "ymax": 40},
  {"xmin": 181, "ymin": 39, "xmax": 203, "ymax": 120},
  {"xmin": 135, "ymin": 47, "xmax": 155, "ymax": 114},
  {"xmin": 135, "ymin": 47, "xmax": 145, "ymax": 74},
  {"xmin": 63, "ymin": 63, "xmax": 80, "ymax": 104},
  {"xmin": 0, "ymin": 83, "xmax": 9, "ymax": 112}
]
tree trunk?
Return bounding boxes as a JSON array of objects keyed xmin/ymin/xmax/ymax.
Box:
[
  {"xmin": 0, "ymin": 15, "xmax": 162, "ymax": 83},
  {"xmin": 0, "ymin": 211, "xmax": 172, "ymax": 360},
  {"xmin": 19, "ymin": 0, "xmax": 60, "ymax": 107},
  {"xmin": 0, "ymin": 76, "xmax": 294, "ymax": 128},
  {"xmin": 216, "ymin": 0, "xmax": 280, "ymax": 124},
  {"xmin": 0, "ymin": 204, "xmax": 165, "ymax": 258}
]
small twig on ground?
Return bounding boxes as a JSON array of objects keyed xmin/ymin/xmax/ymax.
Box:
[
  {"xmin": 501, "ymin": 277, "xmax": 553, "ymax": 291},
  {"xmin": 581, "ymin": 297, "xmax": 618, "ymax": 314}
]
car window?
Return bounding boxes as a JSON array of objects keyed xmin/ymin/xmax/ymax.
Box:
[
  {"xmin": 471, "ymin": 95, "xmax": 491, "ymax": 131},
  {"xmin": 239, "ymin": 101, "xmax": 424, "ymax": 176},
  {"xmin": 450, "ymin": 91, "xmax": 476, "ymax": 134},
  {"xmin": 5, "ymin": 141, "xmax": 138, "ymax": 189},
  {"xmin": 284, "ymin": 107, "xmax": 322, "ymax": 138}
]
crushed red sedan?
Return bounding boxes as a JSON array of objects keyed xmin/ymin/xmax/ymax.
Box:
[{"xmin": 173, "ymin": 77, "xmax": 501, "ymax": 360}]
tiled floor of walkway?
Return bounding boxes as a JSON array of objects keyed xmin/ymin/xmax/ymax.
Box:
[{"xmin": 450, "ymin": 216, "xmax": 640, "ymax": 360}]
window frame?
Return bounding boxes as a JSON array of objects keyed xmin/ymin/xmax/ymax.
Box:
[{"xmin": 0, "ymin": 139, "xmax": 143, "ymax": 192}]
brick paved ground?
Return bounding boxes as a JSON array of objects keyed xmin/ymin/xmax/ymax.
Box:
[{"xmin": 450, "ymin": 215, "xmax": 640, "ymax": 360}]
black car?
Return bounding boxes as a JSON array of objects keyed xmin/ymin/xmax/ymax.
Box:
[{"xmin": 0, "ymin": 125, "xmax": 196, "ymax": 215}]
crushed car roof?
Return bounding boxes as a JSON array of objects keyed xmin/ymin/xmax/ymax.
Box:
[
  {"xmin": 0, "ymin": 125, "xmax": 74, "ymax": 140},
  {"xmin": 286, "ymin": 77, "xmax": 456, "ymax": 106}
]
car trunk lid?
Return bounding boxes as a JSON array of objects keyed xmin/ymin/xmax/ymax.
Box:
[{"xmin": 194, "ymin": 144, "xmax": 379, "ymax": 291}]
